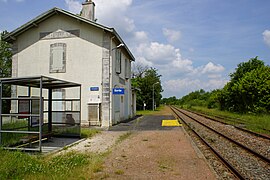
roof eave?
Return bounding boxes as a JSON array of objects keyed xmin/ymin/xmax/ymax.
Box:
[
  {"xmin": 3, "ymin": 7, "xmax": 113, "ymax": 42},
  {"xmin": 112, "ymin": 29, "xmax": 135, "ymax": 61},
  {"xmin": 2, "ymin": 7, "xmax": 135, "ymax": 62}
]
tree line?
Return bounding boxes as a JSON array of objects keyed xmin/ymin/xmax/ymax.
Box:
[{"xmin": 162, "ymin": 57, "xmax": 270, "ymax": 114}]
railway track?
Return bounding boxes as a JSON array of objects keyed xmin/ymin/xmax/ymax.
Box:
[
  {"xmin": 184, "ymin": 108, "xmax": 270, "ymax": 140},
  {"xmin": 170, "ymin": 106, "xmax": 270, "ymax": 180}
]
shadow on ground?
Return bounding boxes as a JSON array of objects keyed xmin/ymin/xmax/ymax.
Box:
[{"xmin": 109, "ymin": 115, "xmax": 179, "ymax": 131}]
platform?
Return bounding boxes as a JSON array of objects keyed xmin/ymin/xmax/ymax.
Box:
[{"xmin": 102, "ymin": 114, "xmax": 217, "ymax": 179}]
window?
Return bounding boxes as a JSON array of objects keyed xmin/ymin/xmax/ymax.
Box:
[
  {"xmin": 115, "ymin": 49, "xmax": 121, "ymax": 74},
  {"xmin": 125, "ymin": 59, "xmax": 131, "ymax": 79},
  {"xmin": 50, "ymin": 43, "xmax": 66, "ymax": 73}
]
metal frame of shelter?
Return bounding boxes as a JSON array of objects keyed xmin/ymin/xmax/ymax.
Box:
[{"xmin": 0, "ymin": 76, "xmax": 81, "ymax": 152}]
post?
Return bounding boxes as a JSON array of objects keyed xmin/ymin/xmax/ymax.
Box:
[
  {"xmin": 0, "ymin": 82, "xmax": 2, "ymax": 145},
  {"xmin": 48, "ymin": 88, "xmax": 52, "ymax": 133},
  {"xmin": 152, "ymin": 82, "xmax": 159, "ymax": 111},
  {"xmin": 39, "ymin": 77, "xmax": 43, "ymax": 152},
  {"xmin": 152, "ymin": 86, "xmax": 154, "ymax": 111}
]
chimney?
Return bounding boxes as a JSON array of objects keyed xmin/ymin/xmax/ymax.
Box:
[{"xmin": 81, "ymin": 0, "xmax": 95, "ymax": 21}]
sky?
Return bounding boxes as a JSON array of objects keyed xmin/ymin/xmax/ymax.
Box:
[{"xmin": 1, "ymin": 0, "xmax": 270, "ymax": 98}]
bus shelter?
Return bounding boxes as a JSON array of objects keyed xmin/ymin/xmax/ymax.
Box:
[{"xmin": 0, "ymin": 76, "xmax": 81, "ymax": 152}]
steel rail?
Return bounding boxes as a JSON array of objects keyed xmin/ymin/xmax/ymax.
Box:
[
  {"xmin": 169, "ymin": 106, "xmax": 244, "ymax": 180},
  {"xmin": 172, "ymin": 106, "xmax": 270, "ymax": 165},
  {"xmin": 183, "ymin": 108, "xmax": 270, "ymax": 140}
]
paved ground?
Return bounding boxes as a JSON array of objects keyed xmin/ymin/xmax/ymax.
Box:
[{"xmin": 109, "ymin": 115, "xmax": 178, "ymax": 131}]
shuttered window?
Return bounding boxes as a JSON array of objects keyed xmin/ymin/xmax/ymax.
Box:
[
  {"xmin": 50, "ymin": 43, "xmax": 66, "ymax": 73},
  {"xmin": 125, "ymin": 59, "xmax": 131, "ymax": 79},
  {"xmin": 115, "ymin": 49, "xmax": 121, "ymax": 74}
]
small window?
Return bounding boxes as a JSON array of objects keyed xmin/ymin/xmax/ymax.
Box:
[
  {"xmin": 125, "ymin": 59, "xmax": 131, "ymax": 79},
  {"xmin": 115, "ymin": 49, "xmax": 121, "ymax": 74},
  {"xmin": 50, "ymin": 43, "xmax": 66, "ymax": 73}
]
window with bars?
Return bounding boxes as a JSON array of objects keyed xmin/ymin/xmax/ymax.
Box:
[{"xmin": 50, "ymin": 43, "xmax": 66, "ymax": 73}]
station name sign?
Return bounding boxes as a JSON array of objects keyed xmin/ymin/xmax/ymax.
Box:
[
  {"xmin": 90, "ymin": 87, "xmax": 99, "ymax": 91},
  {"xmin": 113, "ymin": 88, "xmax": 125, "ymax": 95}
]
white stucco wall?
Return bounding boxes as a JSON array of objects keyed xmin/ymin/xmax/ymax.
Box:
[
  {"xmin": 111, "ymin": 46, "xmax": 132, "ymax": 124},
  {"xmin": 11, "ymin": 13, "xmax": 134, "ymax": 127},
  {"xmin": 14, "ymin": 15, "xmax": 103, "ymax": 125}
]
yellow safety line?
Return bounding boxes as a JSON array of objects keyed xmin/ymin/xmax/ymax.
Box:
[{"xmin": 162, "ymin": 120, "xmax": 182, "ymax": 127}]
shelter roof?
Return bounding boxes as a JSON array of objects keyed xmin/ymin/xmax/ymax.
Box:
[{"xmin": 0, "ymin": 76, "xmax": 81, "ymax": 89}]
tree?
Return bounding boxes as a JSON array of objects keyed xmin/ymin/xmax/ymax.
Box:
[
  {"xmin": 131, "ymin": 62, "xmax": 149, "ymax": 78},
  {"xmin": 230, "ymin": 56, "xmax": 264, "ymax": 82},
  {"xmin": 0, "ymin": 31, "xmax": 12, "ymax": 113},
  {"xmin": 218, "ymin": 57, "xmax": 270, "ymax": 113},
  {"xmin": 231, "ymin": 66, "xmax": 270, "ymax": 113},
  {"xmin": 132, "ymin": 67, "xmax": 163, "ymax": 110},
  {"xmin": 161, "ymin": 96, "xmax": 179, "ymax": 105},
  {"xmin": 0, "ymin": 31, "xmax": 12, "ymax": 78},
  {"xmin": 177, "ymin": 89, "xmax": 211, "ymax": 107}
]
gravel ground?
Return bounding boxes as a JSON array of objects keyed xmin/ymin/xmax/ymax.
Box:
[
  {"xmin": 98, "ymin": 129, "xmax": 217, "ymax": 180},
  {"xmin": 176, "ymin": 108, "xmax": 270, "ymax": 179},
  {"xmin": 181, "ymin": 109, "xmax": 270, "ymax": 159},
  {"xmin": 57, "ymin": 131, "xmax": 127, "ymax": 154},
  {"xmin": 184, "ymin": 126, "xmax": 237, "ymax": 180}
]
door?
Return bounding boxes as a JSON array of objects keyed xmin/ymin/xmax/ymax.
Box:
[{"xmin": 120, "ymin": 95, "xmax": 124, "ymax": 120}]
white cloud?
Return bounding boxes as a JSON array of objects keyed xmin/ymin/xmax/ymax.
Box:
[
  {"xmin": 206, "ymin": 79, "xmax": 228, "ymax": 89},
  {"xmin": 208, "ymin": 74, "xmax": 222, "ymax": 79},
  {"xmin": 95, "ymin": 0, "xmax": 134, "ymax": 34},
  {"xmin": 171, "ymin": 58, "xmax": 194, "ymax": 72},
  {"xmin": 163, "ymin": 78, "xmax": 227, "ymax": 97},
  {"xmin": 136, "ymin": 42, "xmax": 180, "ymax": 65},
  {"xmin": 65, "ymin": 0, "xmax": 82, "ymax": 13},
  {"xmin": 135, "ymin": 57, "xmax": 153, "ymax": 67},
  {"xmin": 134, "ymin": 31, "xmax": 148, "ymax": 43},
  {"xmin": 164, "ymin": 79, "xmax": 201, "ymax": 93},
  {"xmin": 201, "ymin": 62, "xmax": 225, "ymax": 74},
  {"xmin": 163, "ymin": 28, "xmax": 181, "ymax": 43},
  {"xmin": 263, "ymin": 30, "xmax": 270, "ymax": 46}
]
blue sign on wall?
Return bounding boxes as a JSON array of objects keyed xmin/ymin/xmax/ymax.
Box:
[
  {"xmin": 90, "ymin": 87, "xmax": 99, "ymax": 91},
  {"xmin": 113, "ymin": 88, "xmax": 125, "ymax": 95}
]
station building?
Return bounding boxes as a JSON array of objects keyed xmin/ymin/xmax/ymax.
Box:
[{"xmin": 3, "ymin": 0, "xmax": 136, "ymax": 127}]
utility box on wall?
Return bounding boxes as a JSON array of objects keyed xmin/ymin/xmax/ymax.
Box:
[{"xmin": 88, "ymin": 103, "xmax": 101, "ymax": 126}]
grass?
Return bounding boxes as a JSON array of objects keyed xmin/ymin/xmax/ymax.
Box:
[
  {"xmin": 81, "ymin": 128, "xmax": 100, "ymax": 138},
  {"xmin": 136, "ymin": 105, "xmax": 164, "ymax": 115},
  {"xmin": 116, "ymin": 131, "xmax": 132, "ymax": 144},
  {"xmin": 0, "ymin": 127, "xmax": 105, "ymax": 179},
  {"xmin": 157, "ymin": 159, "xmax": 173, "ymax": 172},
  {"xmin": 0, "ymin": 149, "xmax": 104, "ymax": 180},
  {"xmin": 184, "ymin": 106, "xmax": 270, "ymax": 135},
  {"xmin": 0, "ymin": 147, "xmax": 105, "ymax": 179},
  {"xmin": 136, "ymin": 109, "xmax": 157, "ymax": 115},
  {"xmin": 114, "ymin": 169, "xmax": 124, "ymax": 175}
]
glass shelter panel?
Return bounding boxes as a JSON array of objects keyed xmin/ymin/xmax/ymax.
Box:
[{"xmin": 0, "ymin": 76, "xmax": 81, "ymax": 152}]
